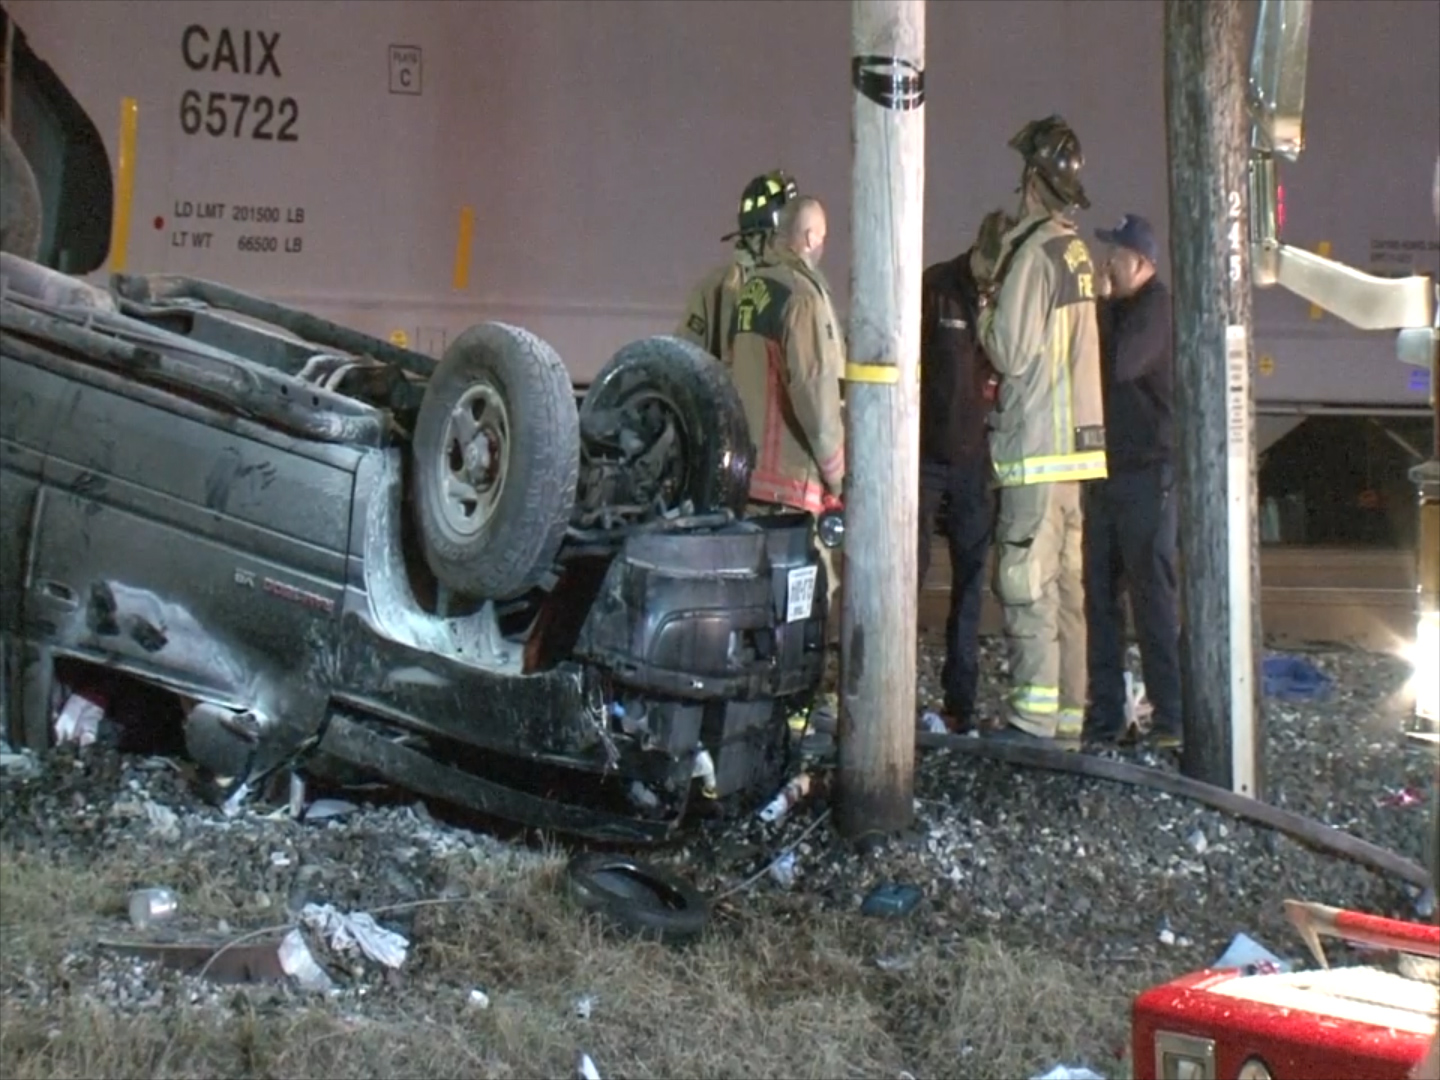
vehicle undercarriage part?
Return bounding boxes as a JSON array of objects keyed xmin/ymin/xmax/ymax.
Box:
[
  {"xmin": 0, "ymin": 292, "xmax": 387, "ymax": 447},
  {"xmin": 914, "ymin": 729, "xmax": 1432, "ymax": 888},
  {"xmin": 563, "ymin": 851, "xmax": 710, "ymax": 944},
  {"xmin": 316, "ymin": 713, "xmax": 678, "ymax": 843},
  {"xmin": 109, "ymin": 271, "xmax": 440, "ymax": 379},
  {"xmin": 575, "ymin": 514, "xmax": 826, "ymax": 702},
  {"xmin": 577, "ymin": 335, "xmax": 753, "ymax": 526},
  {"xmin": 412, "ymin": 322, "xmax": 580, "ymax": 600}
]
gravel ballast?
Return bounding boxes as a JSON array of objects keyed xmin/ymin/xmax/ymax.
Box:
[{"xmin": 0, "ymin": 635, "xmax": 1435, "ymax": 1072}]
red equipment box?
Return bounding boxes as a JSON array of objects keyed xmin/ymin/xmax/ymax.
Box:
[{"xmin": 1132, "ymin": 904, "xmax": 1439, "ymax": 1080}]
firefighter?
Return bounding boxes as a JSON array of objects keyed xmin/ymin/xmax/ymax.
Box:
[
  {"xmin": 917, "ymin": 207, "xmax": 1014, "ymax": 732},
  {"xmin": 726, "ymin": 194, "xmax": 845, "ymax": 619},
  {"xmin": 677, "ymin": 170, "xmax": 799, "ymax": 367},
  {"xmin": 977, "ymin": 115, "xmax": 1107, "ymax": 746}
]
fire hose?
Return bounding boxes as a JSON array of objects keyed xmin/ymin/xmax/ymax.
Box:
[{"xmin": 912, "ymin": 729, "xmax": 1431, "ymax": 888}]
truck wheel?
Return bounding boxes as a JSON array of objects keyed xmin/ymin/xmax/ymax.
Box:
[
  {"xmin": 580, "ymin": 336, "xmax": 753, "ymax": 517},
  {"xmin": 412, "ymin": 323, "xmax": 579, "ymax": 599},
  {"xmin": 564, "ymin": 852, "xmax": 710, "ymax": 944},
  {"xmin": 0, "ymin": 126, "xmax": 43, "ymax": 261}
]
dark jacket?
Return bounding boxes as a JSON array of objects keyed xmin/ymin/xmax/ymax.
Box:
[
  {"xmin": 1096, "ymin": 277, "xmax": 1174, "ymax": 473},
  {"xmin": 920, "ymin": 251, "xmax": 996, "ymax": 466}
]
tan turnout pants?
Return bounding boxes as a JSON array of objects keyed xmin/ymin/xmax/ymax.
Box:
[{"xmin": 993, "ymin": 481, "xmax": 1087, "ymax": 737}]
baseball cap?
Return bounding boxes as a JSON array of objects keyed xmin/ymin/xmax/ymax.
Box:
[{"xmin": 1095, "ymin": 214, "xmax": 1160, "ymax": 266}]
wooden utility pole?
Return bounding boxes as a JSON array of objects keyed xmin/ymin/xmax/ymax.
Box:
[
  {"xmin": 837, "ymin": 0, "xmax": 924, "ymax": 841},
  {"xmin": 1164, "ymin": 0, "xmax": 1264, "ymax": 797}
]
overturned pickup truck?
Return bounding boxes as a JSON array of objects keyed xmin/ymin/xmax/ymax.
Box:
[{"xmin": 0, "ymin": 252, "xmax": 834, "ymax": 841}]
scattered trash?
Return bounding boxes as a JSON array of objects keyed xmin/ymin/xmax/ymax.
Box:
[
  {"xmin": 1416, "ymin": 886, "xmax": 1437, "ymax": 921},
  {"xmin": 54, "ymin": 689, "xmax": 106, "ymax": 747},
  {"xmin": 144, "ymin": 801, "xmax": 181, "ymax": 843},
  {"xmin": 299, "ymin": 903, "xmax": 409, "ymax": 969},
  {"xmin": 0, "ymin": 743, "xmax": 39, "ymax": 779},
  {"xmin": 1030, "ymin": 1066, "xmax": 1106, "ymax": 1080},
  {"xmin": 564, "ymin": 852, "xmax": 710, "ymax": 943},
  {"xmin": 758, "ymin": 773, "xmax": 813, "ymax": 824},
  {"xmin": 288, "ymin": 773, "xmax": 306, "ymax": 819},
  {"xmin": 221, "ymin": 781, "xmax": 252, "ymax": 818},
  {"xmin": 919, "ymin": 711, "xmax": 949, "ymax": 735},
  {"xmin": 691, "ymin": 749, "xmax": 718, "ymax": 800},
  {"xmin": 1187, "ymin": 828, "xmax": 1208, "ymax": 855},
  {"xmin": 468, "ymin": 987, "xmax": 491, "ymax": 1009},
  {"xmin": 1376, "ymin": 787, "xmax": 1424, "ymax": 808},
  {"xmin": 1157, "ymin": 914, "xmax": 1176, "ymax": 947},
  {"xmin": 269, "ymin": 851, "xmax": 293, "ymax": 868},
  {"xmin": 128, "ymin": 887, "xmax": 179, "ymax": 930},
  {"xmin": 277, "ymin": 927, "xmax": 335, "ymax": 992},
  {"xmin": 1124, "ymin": 670, "xmax": 1153, "ymax": 731},
  {"xmin": 1262, "ymin": 654, "xmax": 1332, "ymax": 702},
  {"xmin": 1212, "ymin": 932, "xmax": 1292, "ymax": 974},
  {"xmin": 874, "ymin": 954, "xmax": 915, "ymax": 972},
  {"xmin": 302, "ymin": 798, "xmax": 360, "ymax": 822},
  {"xmin": 99, "ymin": 937, "xmax": 288, "ymax": 984},
  {"xmin": 573, "ymin": 994, "xmax": 595, "ymax": 1020},
  {"xmin": 861, "ymin": 882, "xmax": 923, "ymax": 919},
  {"xmin": 768, "ymin": 851, "xmax": 798, "ymax": 889},
  {"xmin": 575, "ymin": 1052, "xmax": 603, "ymax": 1080}
]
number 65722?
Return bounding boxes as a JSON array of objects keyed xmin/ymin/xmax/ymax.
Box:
[{"xmin": 179, "ymin": 90, "xmax": 298, "ymax": 143}]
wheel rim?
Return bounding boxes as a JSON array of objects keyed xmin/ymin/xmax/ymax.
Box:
[{"xmin": 436, "ymin": 381, "xmax": 510, "ymax": 537}]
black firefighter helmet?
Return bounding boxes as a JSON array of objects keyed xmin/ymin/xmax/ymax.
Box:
[
  {"xmin": 723, "ymin": 169, "xmax": 799, "ymax": 242},
  {"xmin": 1009, "ymin": 115, "xmax": 1090, "ymax": 211}
]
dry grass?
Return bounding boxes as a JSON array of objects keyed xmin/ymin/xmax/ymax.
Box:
[{"xmin": 0, "ymin": 843, "xmax": 1150, "ymax": 1080}]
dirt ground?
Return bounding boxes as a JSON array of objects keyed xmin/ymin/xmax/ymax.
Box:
[{"xmin": 0, "ymin": 838, "xmax": 1153, "ymax": 1080}]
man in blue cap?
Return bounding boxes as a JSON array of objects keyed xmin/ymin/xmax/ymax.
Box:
[{"xmin": 1082, "ymin": 213, "xmax": 1184, "ymax": 754}]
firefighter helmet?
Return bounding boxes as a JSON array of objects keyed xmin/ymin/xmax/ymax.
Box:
[
  {"xmin": 723, "ymin": 170, "xmax": 799, "ymax": 241},
  {"xmin": 1009, "ymin": 115, "xmax": 1090, "ymax": 211}
]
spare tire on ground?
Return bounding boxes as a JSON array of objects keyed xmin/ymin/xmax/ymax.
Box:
[
  {"xmin": 1, "ymin": 126, "xmax": 43, "ymax": 261},
  {"xmin": 579, "ymin": 335, "xmax": 753, "ymax": 517},
  {"xmin": 564, "ymin": 852, "xmax": 710, "ymax": 944},
  {"xmin": 412, "ymin": 322, "xmax": 580, "ymax": 600}
]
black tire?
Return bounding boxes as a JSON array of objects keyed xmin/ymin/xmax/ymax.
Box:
[
  {"xmin": 412, "ymin": 322, "xmax": 579, "ymax": 599},
  {"xmin": 1, "ymin": 126, "xmax": 43, "ymax": 261},
  {"xmin": 564, "ymin": 852, "xmax": 710, "ymax": 944},
  {"xmin": 580, "ymin": 335, "xmax": 753, "ymax": 516}
]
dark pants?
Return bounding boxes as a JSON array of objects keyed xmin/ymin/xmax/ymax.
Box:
[
  {"xmin": 918, "ymin": 456, "xmax": 996, "ymax": 720},
  {"xmin": 1082, "ymin": 462, "xmax": 1182, "ymax": 740}
]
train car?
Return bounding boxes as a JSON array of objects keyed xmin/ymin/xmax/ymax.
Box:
[{"xmin": 2, "ymin": 0, "xmax": 1436, "ymax": 436}]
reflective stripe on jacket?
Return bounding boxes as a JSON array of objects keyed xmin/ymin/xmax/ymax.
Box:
[
  {"xmin": 676, "ymin": 249, "xmax": 757, "ymax": 367},
  {"xmin": 979, "ymin": 212, "xmax": 1107, "ymax": 488},
  {"xmin": 726, "ymin": 249, "xmax": 846, "ymax": 514}
]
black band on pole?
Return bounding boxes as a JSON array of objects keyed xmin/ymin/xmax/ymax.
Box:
[{"xmin": 851, "ymin": 55, "xmax": 925, "ymax": 111}]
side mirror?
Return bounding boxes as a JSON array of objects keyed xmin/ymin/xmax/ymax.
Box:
[{"xmin": 1248, "ymin": 0, "xmax": 1312, "ymax": 162}]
